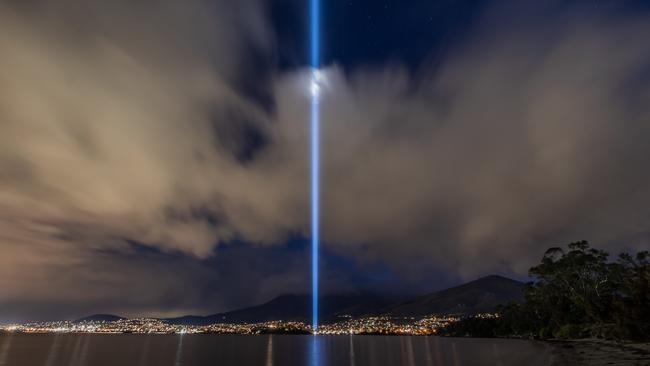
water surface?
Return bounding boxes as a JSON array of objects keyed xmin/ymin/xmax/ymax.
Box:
[{"xmin": 0, "ymin": 333, "xmax": 555, "ymax": 366}]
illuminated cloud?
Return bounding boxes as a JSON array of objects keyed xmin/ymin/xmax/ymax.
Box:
[{"xmin": 272, "ymin": 10, "xmax": 650, "ymax": 277}]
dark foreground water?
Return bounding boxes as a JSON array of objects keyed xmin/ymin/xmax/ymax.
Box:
[{"xmin": 0, "ymin": 333, "xmax": 555, "ymax": 366}]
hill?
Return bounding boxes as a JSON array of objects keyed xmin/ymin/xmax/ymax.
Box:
[
  {"xmin": 385, "ymin": 275, "xmax": 524, "ymax": 316},
  {"xmin": 167, "ymin": 293, "xmax": 404, "ymax": 326}
]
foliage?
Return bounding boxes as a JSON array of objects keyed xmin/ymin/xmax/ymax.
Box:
[
  {"xmin": 442, "ymin": 241, "xmax": 650, "ymax": 341},
  {"xmin": 611, "ymin": 251, "xmax": 650, "ymax": 340},
  {"xmin": 438, "ymin": 317, "xmax": 500, "ymax": 338}
]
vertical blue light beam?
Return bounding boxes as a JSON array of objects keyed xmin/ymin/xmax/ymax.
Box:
[{"xmin": 310, "ymin": 0, "xmax": 320, "ymax": 333}]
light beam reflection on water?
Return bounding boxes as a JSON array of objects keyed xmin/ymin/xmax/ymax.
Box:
[{"xmin": 308, "ymin": 336, "xmax": 323, "ymax": 366}]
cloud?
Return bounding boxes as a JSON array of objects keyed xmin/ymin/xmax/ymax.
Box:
[
  {"xmin": 0, "ymin": 0, "xmax": 291, "ymax": 257},
  {"xmin": 1, "ymin": 0, "xmax": 650, "ymax": 319},
  {"xmin": 299, "ymin": 10, "xmax": 650, "ymax": 277},
  {"xmin": 0, "ymin": 0, "xmax": 306, "ymax": 319}
]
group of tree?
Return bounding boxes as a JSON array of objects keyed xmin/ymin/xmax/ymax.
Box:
[{"xmin": 440, "ymin": 241, "xmax": 649, "ymax": 341}]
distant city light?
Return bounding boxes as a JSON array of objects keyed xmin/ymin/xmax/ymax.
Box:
[{"xmin": 0, "ymin": 314, "xmax": 470, "ymax": 336}]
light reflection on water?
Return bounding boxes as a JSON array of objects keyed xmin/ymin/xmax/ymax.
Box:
[
  {"xmin": 174, "ymin": 334, "xmax": 184, "ymax": 366},
  {"xmin": 0, "ymin": 333, "xmax": 555, "ymax": 366},
  {"xmin": 265, "ymin": 335, "xmax": 273, "ymax": 366},
  {"xmin": 348, "ymin": 335, "xmax": 355, "ymax": 366},
  {"xmin": 44, "ymin": 334, "xmax": 61, "ymax": 366},
  {"xmin": 309, "ymin": 336, "xmax": 323, "ymax": 366},
  {"xmin": 137, "ymin": 335, "xmax": 151, "ymax": 366},
  {"xmin": 451, "ymin": 340, "xmax": 461, "ymax": 366},
  {"xmin": 423, "ymin": 336, "xmax": 433, "ymax": 366},
  {"xmin": 69, "ymin": 334, "xmax": 89, "ymax": 366},
  {"xmin": 0, "ymin": 332, "xmax": 13, "ymax": 366}
]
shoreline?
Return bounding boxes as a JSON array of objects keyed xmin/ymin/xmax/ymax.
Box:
[{"xmin": 548, "ymin": 339, "xmax": 650, "ymax": 365}]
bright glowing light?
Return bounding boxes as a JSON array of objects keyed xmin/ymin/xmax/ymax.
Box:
[
  {"xmin": 310, "ymin": 0, "xmax": 321, "ymax": 333},
  {"xmin": 310, "ymin": 69, "xmax": 324, "ymax": 98}
]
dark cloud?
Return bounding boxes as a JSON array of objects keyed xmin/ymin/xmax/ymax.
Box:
[{"xmin": 1, "ymin": 0, "xmax": 650, "ymax": 320}]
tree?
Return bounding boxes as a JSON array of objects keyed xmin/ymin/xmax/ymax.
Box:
[
  {"xmin": 442, "ymin": 241, "xmax": 650, "ymax": 341},
  {"xmin": 526, "ymin": 241, "xmax": 615, "ymax": 335},
  {"xmin": 611, "ymin": 251, "xmax": 650, "ymax": 340}
]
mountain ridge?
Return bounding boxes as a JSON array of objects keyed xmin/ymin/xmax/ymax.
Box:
[
  {"xmin": 77, "ymin": 275, "xmax": 525, "ymax": 325},
  {"xmin": 165, "ymin": 293, "xmax": 405, "ymax": 325},
  {"xmin": 385, "ymin": 275, "xmax": 524, "ymax": 316}
]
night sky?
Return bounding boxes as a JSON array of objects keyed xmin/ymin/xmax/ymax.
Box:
[{"xmin": 1, "ymin": 0, "xmax": 650, "ymax": 322}]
